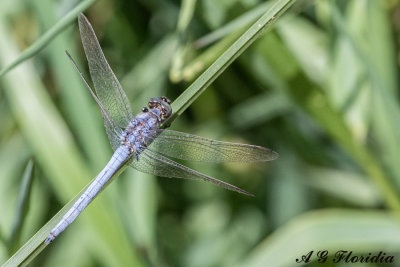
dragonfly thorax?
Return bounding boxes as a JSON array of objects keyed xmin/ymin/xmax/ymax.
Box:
[
  {"xmin": 121, "ymin": 115, "xmax": 159, "ymax": 154},
  {"xmin": 120, "ymin": 97, "xmax": 172, "ymax": 155}
]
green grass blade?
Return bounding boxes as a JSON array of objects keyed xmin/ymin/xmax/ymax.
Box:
[
  {"xmin": 193, "ymin": 1, "xmax": 272, "ymax": 49},
  {"xmin": 288, "ymin": 78, "xmax": 400, "ymax": 211},
  {"xmin": 315, "ymin": 2, "xmax": 400, "ymax": 211},
  {"xmin": 163, "ymin": 0, "xmax": 296, "ymax": 127},
  {"xmin": 6, "ymin": 160, "xmax": 35, "ymax": 256},
  {"xmin": 0, "ymin": 231, "xmax": 4, "ymax": 246},
  {"xmin": 2, "ymin": 0, "xmax": 293, "ymax": 265},
  {"xmin": 122, "ymin": 35, "xmax": 178, "ymax": 105},
  {"xmin": 237, "ymin": 209, "xmax": 400, "ymax": 267},
  {"xmin": 176, "ymin": 0, "xmax": 197, "ymax": 33},
  {"xmin": 229, "ymin": 92, "xmax": 290, "ymax": 128},
  {"xmin": 1, "ymin": 166, "xmax": 128, "ymax": 267},
  {"xmin": 180, "ymin": 26, "xmax": 245, "ymax": 82},
  {"xmin": 0, "ymin": 14, "xmax": 140, "ymax": 267},
  {"xmin": 268, "ymin": 5, "xmax": 400, "ymax": 212},
  {"xmin": 31, "ymin": 0, "xmax": 110, "ymax": 171},
  {"xmin": 170, "ymin": 0, "xmax": 197, "ymax": 82},
  {"xmin": 0, "ymin": 0, "xmax": 95, "ymax": 78},
  {"xmin": 305, "ymin": 168, "xmax": 381, "ymax": 207},
  {"xmin": 277, "ymin": 15, "xmax": 329, "ymax": 86},
  {"xmin": 330, "ymin": 1, "xmax": 400, "ymax": 190}
]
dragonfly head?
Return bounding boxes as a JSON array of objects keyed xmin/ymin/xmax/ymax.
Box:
[{"xmin": 148, "ymin": 96, "xmax": 172, "ymax": 121}]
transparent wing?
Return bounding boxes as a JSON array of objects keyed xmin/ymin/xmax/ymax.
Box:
[
  {"xmin": 131, "ymin": 148, "xmax": 253, "ymax": 196},
  {"xmin": 66, "ymin": 51, "xmax": 121, "ymax": 150},
  {"xmin": 78, "ymin": 13, "xmax": 133, "ymax": 128},
  {"xmin": 104, "ymin": 120, "xmax": 122, "ymax": 151},
  {"xmin": 147, "ymin": 129, "xmax": 279, "ymax": 162}
]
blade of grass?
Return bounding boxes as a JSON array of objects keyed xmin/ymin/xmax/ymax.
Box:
[
  {"xmin": 181, "ymin": 26, "xmax": 245, "ymax": 82},
  {"xmin": 170, "ymin": 0, "xmax": 197, "ymax": 82},
  {"xmin": 277, "ymin": 15, "xmax": 329, "ymax": 86},
  {"xmin": 0, "ymin": 0, "xmax": 95, "ymax": 78},
  {"xmin": 122, "ymin": 35, "xmax": 178, "ymax": 106},
  {"xmin": 176, "ymin": 0, "xmax": 270, "ymax": 82},
  {"xmin": 305, "ymin": 167, "xmax": 381, "ymax": 207},
  {"xmin": 163, "ymin": 0, "xmax": 296, "ymax": 127},
  {"xmin": 288, "ymin": 75, "xmax": 400, "ymax": 211},
  {"xmin": 193, "ymin": 1, "xmax": 272, "ymax": 49},
  {"xmin": 176, "ymin": 0, "xmax": 197, "ymax": 33},
  {"xmin": 6, "ymin": 160, "xmax": 35, "ymax": 256},
  {"xmin": 0, "ymin": 231, "xmax": 4, "ymax": 245},
  {"xmin": 0, "ymin": 134, "xmax": 31, "ymax": 226},
  {"xmin": 0, "ymin": 15, "xmax": 140, "ymax": 267},
  {"xmin": 31, "ymin": 0, "xmax": 110, "ymax": 171},
  {"xmin": 229, "ymin": 92, "xmax": 290, "ymax": 128},
  {"xmin": 267, "ymin": 6, "xmax": 400, "ymax": 212},
  {"xmin": 122, "ymin": 170, "xmax": 160, "ymax": 265},
  {"xmin": 183, "ymin": 205, "xmax": 264, "ymax": 267},
  {"xmin": 322, "ymin": 2, "xmax": 400, "ymax": 210},
  {"xmin": 3, "ymin": 0, "xmax": 295, "ymax": 264},
  {"xmin": 2, "ymin": 173, "xmax": 124, "ymax": 267},
  {"xmin": 179, "ymin": 1, "xmax": 283, "ymax": 82},
  {"xmin": 330, "ymin": 1, "xmax": 400, "ymax": 190},
  {"xmin": 237, "ymin": 209, "xmax": 400, "ymax": 267}
]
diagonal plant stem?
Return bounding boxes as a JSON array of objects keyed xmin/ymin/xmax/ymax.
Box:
[
  {"xmin": 0, "ymin": 5, "xmax": 139, "ymax": 267},
  {"xmin": 163, "ymin": 0, "xmax": 295, "ymax": 128},
  {"xmin": 3, "ymin": 0, "xmax": 295, "ymax": 265},
  {"xmin": 193, "ymin": 1, "xmax": 273, "ymax": 49},
  {"xmin": 169, "ymin": 0, "xmax": 198, "ymax": 82},
  {"xmin": 7, "ymin": 160, "xmax": 35, "ymax": 256},
  {"xmin": 0, "ymin": 0, "xmax": 95, "ymax": 78},
  {"xmin": 328, "ymin": 2, "xmax": 400, "ymax": 212}
]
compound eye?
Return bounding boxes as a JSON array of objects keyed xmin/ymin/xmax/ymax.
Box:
[
  {"xmin": 161, "ymin": 96, "xmax": 171, "ymax": 104},
  {"xmin": 142, "ymin": 107, "xmax": 148, "ymax": 112}
]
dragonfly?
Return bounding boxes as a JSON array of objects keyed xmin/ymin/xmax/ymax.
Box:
[{"xmin": 45, "ymin": 13, "xmax": 278, "ymax": 244}]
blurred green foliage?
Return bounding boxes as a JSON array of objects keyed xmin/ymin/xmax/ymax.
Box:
[{"xmin": 1, "ymin": 0, "xmax": 400, "ymax": 266}]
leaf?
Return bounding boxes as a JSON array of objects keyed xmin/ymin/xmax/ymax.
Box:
[
  {"xmin": 277, "ymin": 15, "xmax": 329, "ymax": 86},
  {"xmin": 2, "ymin": 177, "xmax": 125, "ymax": 267},
  {"xmin": 6, "ymin": 160, "xmax": 35, "ymax": 256},
  {"xmin": 0, "ymin": 13, "xmax": 140, "ymax": 267},
  {"xmin": 287, "ymin": 76, "xmax": 400, "ymax": 211},
  {"xmin": 237, "ymin": 210, "xmax": 400, "ymax": 267},
  {"xmin": 175, "ymin": 1, "xmax": 274, "ymax": 82},
  {"xmin": 229, "ymin": 92, "xmax": 291, "ymax": 128},
  {"xmin": 305, "ymin": 167, "xmax": 382, "ymax": 207},
  {"xmin": 3, "ymin": 187, "xmax": 83, "ymax": 267},
  {"xmin": 2, "ymin": 0, "xmax": 295, "ymax": 265},
  {"xmin": 163, "ymin": 0, "xmax": 296, "ymax": 127},
  {"xmin": 31, "ymin": 0, "xmax": 111, "ymax": 171},
  {"xmin": 193, "ymin": 1, "xmax": 273, "ymax": 49},
  {"xmin": 170, "ymin": 0, "xmax": 198, "ymax": 82},
  {"xmin": 0, "ymin": 0, "xmax": 95, "ymax": 77}
]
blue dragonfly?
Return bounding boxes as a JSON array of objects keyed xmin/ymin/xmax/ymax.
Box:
[{"xmin": 45, "ymin": 13, "xmax": 278, "ymax": 244}]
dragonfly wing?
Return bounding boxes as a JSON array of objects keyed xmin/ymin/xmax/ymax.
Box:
[
  {"xmin": 78, "ymin": 13, "xmax": 133, "ymax": 128},
  {"xmin": 65, "ymin": 51, "xmax": 121, "ymax": 150},
  {"xmin": 148, "ymin": 129, "xmax": 279, "ymax": 162},
  {"xmin": 104, "ymin": 118, "xmax": 121, "ymax": 151},
  {"xmin": 131, "ymin": 148, "xmax": 253, "ymax": 196}
]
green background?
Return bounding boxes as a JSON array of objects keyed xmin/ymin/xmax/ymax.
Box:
[{"xmin": 1, "ymin": 0, "xmax": 400, "ymax": 266}]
